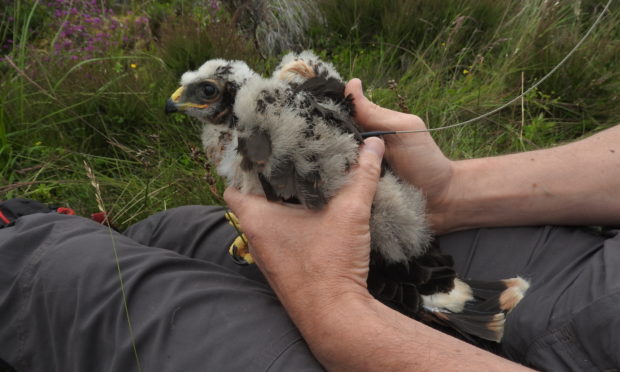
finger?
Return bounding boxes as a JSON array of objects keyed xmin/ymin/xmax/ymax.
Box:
[
  {"xmin": 345, "ymin": 78, "xmax": 425, "ymax": 132},
  {"xmin": 223, "ymin": 186, "xmax": 268, "ymax": 221},
  {"xmin": 332, "ymin": 137, "xmax": 385, "ymax": 209}
]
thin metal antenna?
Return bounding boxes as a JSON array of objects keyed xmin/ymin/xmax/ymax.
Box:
[{"xmin": 361, "ymin": 0, "xmax": 613, "ymax": 138}]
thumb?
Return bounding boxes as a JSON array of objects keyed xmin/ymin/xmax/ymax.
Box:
[
  {"xmin": 345, "ymin": 78, "xmax": 423, "ymax": 132},
  {"xmin": 332, "ymin": 137, "xmax": 385, "ymax": 209},
  {"xmin": 345, "ymin": 78, "xmax": 386, "ymax": 127}
]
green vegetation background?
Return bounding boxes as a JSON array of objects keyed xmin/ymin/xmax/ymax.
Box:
[{"xmin": 1, "ymin": 0, "xmax": 619, "ymax": 228}]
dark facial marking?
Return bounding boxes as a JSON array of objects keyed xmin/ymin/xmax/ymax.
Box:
[
  {"xmin": 211, "ymin": 81, "xmax": 238, "ymax": 126},
  {"xmin": 215, "ymin": 64, "xmax": 233, "ymax": 78}
]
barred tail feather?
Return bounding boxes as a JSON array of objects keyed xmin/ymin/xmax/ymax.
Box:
[
  {"xmin": 431, "ymin": 311, "xmax": 506, "ymax": 343},
  {"xmin": 423, "ymin": 276, "xmax": 530, "ymax": 342}
]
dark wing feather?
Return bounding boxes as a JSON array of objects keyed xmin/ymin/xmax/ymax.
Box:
[
  {"xmin": 237, "ymin": 130, "xmax": 272, "ymax": 170},
  {"xmin": 295, "ymin": 167, "xmax": 327, "ymax": 209},
  {"xmin": 295, "ymin": 76, "xmax": 363, "ymax": 143},
  {"xmin": 258, "ymin": 173, "xmax": 279, "ymax": 202},
  {"xmin": 237, "ymin": 129, "xmax": 279, "ymax": 199}
]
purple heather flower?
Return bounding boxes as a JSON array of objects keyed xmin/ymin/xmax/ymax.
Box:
[{"xmin": 32, "ymin": 0, "xmax": 154, "ymax": 63}]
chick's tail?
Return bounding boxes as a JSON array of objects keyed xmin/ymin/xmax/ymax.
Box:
[{"xmin": 422, "ymin": 276, "xmax": 530, "ymax": 342}]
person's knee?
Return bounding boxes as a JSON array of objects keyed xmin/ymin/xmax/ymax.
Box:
[
  {"xmin": 0, "ymin": 213, "xmax": 130, "ymax": 313},
  {"xmin": 34, "ymin": 215, "xmax": 135, "ymax": 285},
  {"xmin": 124, "ymin": 205, "xmax": 226, "ymax": 242}
]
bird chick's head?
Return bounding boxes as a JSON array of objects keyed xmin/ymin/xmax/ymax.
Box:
[{"xmin": 165, "ymin": 59, "xmax": 257, "ymax": 126}]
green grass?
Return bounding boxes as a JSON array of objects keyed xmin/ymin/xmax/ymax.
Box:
[{"xmin": 1, "ymin": 0, "xmax": 619, "ymax": 228}]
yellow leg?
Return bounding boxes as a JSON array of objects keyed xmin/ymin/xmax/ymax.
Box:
[{"xmin": 225, "ymin": 211, "xmax": 254, "ymax": 265}]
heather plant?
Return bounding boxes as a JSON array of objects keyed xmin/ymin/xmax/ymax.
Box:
[
  {"xmin": 0, "ymin": 0, "xmax": 242, "ymax": 219},
  {"xmin": 42, "ymin": 0, "xmax": 151, "ymax": 62},
  {"xmin": 1, "ymin": 0, "xmax": 151, "ymax": 64}
]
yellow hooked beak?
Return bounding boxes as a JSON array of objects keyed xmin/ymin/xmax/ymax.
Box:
[
  {"xmin": 170, "ymin": 86, "xmax": 184, "ymax": 102},
  {"xmin": 165, "ymin": 86, "xmax": 210, "ymax": 114}
]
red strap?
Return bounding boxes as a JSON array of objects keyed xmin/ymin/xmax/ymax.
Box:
[
  {"xmin": 91, "ymin": 211, "xmax": 107, "ymax": 224},
  {"xmin": 0, "ymin": 210, "xmax": 10, "ymax": 224},
  {"xmin": 56, "ymin": 207, "xmax": 76, "ymax": 215}
]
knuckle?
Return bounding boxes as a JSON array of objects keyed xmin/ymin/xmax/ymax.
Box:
[
  {"xmin": 406, "ymin": 113, "xmax": 425, "ymax": 127},
  {"xmin": 360, "ymin": 155, "xmax": 382, "ymax": 176},
  {"xmin": 367, "ymin": 160, "xmax": 382, "ymax": 177}
]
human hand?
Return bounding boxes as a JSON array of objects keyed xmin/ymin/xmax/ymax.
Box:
[
  {"xmin": 346, "ymin": 79, "xmax": 455, "ymax": 233},
  {"xmin": 224, "ymin": 137, "xmax": 385, "ymax": 315}
]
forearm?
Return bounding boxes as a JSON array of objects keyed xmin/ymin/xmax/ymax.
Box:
[
  {"xmin": 435, "ymin": 125, "xmax": 620, "ymax": 233},
  {"xmin": 283, "ymin": 291, "xmax": 530, "ymax": 371}
]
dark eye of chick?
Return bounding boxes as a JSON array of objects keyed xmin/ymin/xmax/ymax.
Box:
[{"xmin": 202, "ymin": 83, "xmax": 220, "ymax": 99}]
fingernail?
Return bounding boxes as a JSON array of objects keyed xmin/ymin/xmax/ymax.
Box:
[{"xmin": 362, "ymin": 137, "xmax": 385, "ymax": 158}]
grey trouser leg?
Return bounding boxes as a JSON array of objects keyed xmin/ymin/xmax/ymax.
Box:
[{"xmin": 0, "ymin": 206, "xmax": 323, "ymax": 372}]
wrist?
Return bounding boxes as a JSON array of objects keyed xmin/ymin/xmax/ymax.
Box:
[
  {"xmin": 276, "ymin": 279, "xmax": 374, "ymax": 327},
  {"xmin": 421, "ymin": 160, "xmax": 460, "ymax": 235},
  {"xmin": 427, "ymin": 159, "xmax": 486, "ymax": 234}
]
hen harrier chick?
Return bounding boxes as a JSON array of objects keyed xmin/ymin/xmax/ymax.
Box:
[{"xmin": 165, "ymin": 51, "xmax": 529, "ymax": 343}]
